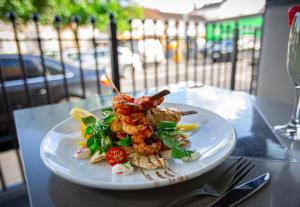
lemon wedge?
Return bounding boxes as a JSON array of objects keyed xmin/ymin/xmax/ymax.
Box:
[
  {"xmin": 70, "ymin": 107, "xmax": 96, "ymax": 139},
  {"xmin": 176, "ymin": 123, "xmax": 199, "ymax": 131},
  {"xmin": 70, "ymin": 107, "xmax": 96, "ymax": 122}
]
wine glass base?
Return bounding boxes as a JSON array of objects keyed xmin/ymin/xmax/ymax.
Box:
[{"xmin": 273, "ymin": 122, "xmax": 300, "ymax": 140}]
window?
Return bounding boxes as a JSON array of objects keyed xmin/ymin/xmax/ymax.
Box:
[
  {"xmin": 25, "ymin": 59, "xmax": 42, "ymax": 78},
  {"xmin": 45, "ymin": 60, "xmax": 63, "ymax": 75},
  {"xmin": 0, "ymin": 58, "xmax": 22, "ymax": 81},
  {"xmin": 0, "ymin": 57, "xmax": 42, "ymax": 81}
]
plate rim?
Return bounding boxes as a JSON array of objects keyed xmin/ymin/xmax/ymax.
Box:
[{"xmin": 40, "ymin": 103, "xmax": 236, "ymax": 190}]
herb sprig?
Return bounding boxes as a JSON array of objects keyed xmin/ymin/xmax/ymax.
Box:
[
  {"xmin": 83, "ymin": 108, "xmax": 115, "ymax": 154},
  {"xmin": 155, "ymin": 121, "xmax": 193, "ymax": 159}
]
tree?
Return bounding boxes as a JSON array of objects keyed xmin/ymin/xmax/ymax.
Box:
[{"xmin": 0, "ymin": 0, "xmax": 144, "ymax": 31}]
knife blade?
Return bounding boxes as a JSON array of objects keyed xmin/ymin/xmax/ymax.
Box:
[{"xmin": 212, "ymin": 172, "xmax": 270, "ymax": 207}]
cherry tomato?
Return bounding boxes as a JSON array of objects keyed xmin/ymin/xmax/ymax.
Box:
[{"xmin": 106, "ymin": 147, "xmax": 127, "ymax": 166}]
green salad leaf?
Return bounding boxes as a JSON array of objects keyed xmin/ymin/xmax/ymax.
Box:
[
  {"xmin": 155, "ymin": 121, "xmax": 193, "ymax": 159},
  {"xmin": 84, "ymin": 110, "xmax": 115, "ymax": 154},
  {"xmin": 171, "ymin": 146, "xmax": 193, "ymax": 159},
  {"xmin": 81, "ymin": 116, "xmax": 96, "ymax": 126},
  {"xmin": 118, "ymin": 135, "xmax": 132, "ymax": 147}
]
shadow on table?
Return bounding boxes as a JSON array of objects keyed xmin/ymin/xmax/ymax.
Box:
[{"xmin": 47, "ymin": 160, "xmax": 230, "ymax": 207}]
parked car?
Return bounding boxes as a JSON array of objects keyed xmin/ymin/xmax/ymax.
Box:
[
  {"xmin": 0, "ymin": 54, "xmax": 109, "ymax": 135},
  {"xmin": 63, "ymin": 47, "xmax": 142, "ymax": 77}
]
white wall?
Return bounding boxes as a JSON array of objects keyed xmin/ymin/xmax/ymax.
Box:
[{"xmin": 257, "ymin": 1, "xmax": 299, "ymax": 105}]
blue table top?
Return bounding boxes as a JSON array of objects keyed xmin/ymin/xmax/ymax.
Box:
[{"xmin": 14, "ymin": 86, "xmax": 298, "ymax": 207}]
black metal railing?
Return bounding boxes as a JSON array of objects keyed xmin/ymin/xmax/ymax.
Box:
[
  {"xmin": 119, "ymin": 17, "xmax": 262, "ymax": 94},
  {"xmin": 0, "ymin": 12, "xmax": 263, "ymax": 191}
]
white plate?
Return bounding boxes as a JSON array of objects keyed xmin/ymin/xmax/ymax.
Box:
[{"xmin": 40, "ymin": 103, "xmax": 236, "ymax": 190}]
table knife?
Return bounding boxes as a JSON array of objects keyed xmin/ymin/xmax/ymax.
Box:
[{"xmin": 212, "ymin": 172, "xmax": 270, "ymax": 207}]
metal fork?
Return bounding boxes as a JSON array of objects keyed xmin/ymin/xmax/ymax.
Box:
[{"xmin": 163, "ymin": 157, "xmax": 255, "ymax": 207}]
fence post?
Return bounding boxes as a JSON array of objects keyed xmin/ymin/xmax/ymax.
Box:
[
  {"xmin": 185, "ymin": 21, "xmax": 190, "ymax": 85},
  {"xmin": 128, "ymin": 18, "xmax": 136, "ymax": 93},
  {"xmin": 8, "ymin": 12, "xmax": 32, "ymax": 107},
  {"xmin": 230, "ymin": 21, "xmax": 239, "ymax": 91},
  {"xmin": 0, "ymin": 57, "xmax": 25, "ymax": 185},
  {"xmin": 90, "ymin": 16, "xmax": 102, "ymax": 95},
  {"xmin": 109, "ymin": 13, "xmax": 120, "ymax": 91},
  {"xmin": 72, "ymin": 16, "xmax": 86, "ymax": 98},
  {"xmin": 175, "ymin": 20, "xmax": 180, "ymax": 83},
  {"xmin": 165, "ymin": 20, "xmax": 169, "ymax": 85},
  {"xmin": 250, "ymin": 27, "xmax": 259, "ymax": 94},
  {"xmin": 33, "ymin": 13, "xmax": 52, "ymax": 104},
  {"xmin": 142, "ymin": 19, "xmax": 148, "ymax": 90},
  {"xmin": 194, "ymin": 21, "xmax": 199, "ymax": 85},
  {"xmin": 54, "ymin": 15, "xmax": 70, "ymax": 101},
  {"xmin": 202, "ymin": 22, "xmax": 207, "ymax": 85}
]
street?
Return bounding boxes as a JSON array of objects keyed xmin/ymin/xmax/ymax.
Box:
[{"xmin": 120, "ymin": 57, "xmax": 254, "ymax": 93}]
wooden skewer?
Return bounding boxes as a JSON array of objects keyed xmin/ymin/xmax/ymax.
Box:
[
  {"xmin": 180, "ymin": 110, "xmax": 198, "ymax": 116},
  {"xmin": 159, "ymin": 107, "xmax": 198, "ymax": 116},
  {"xmin": 105, "ymin": 74, "xmax": 120, "ymax": 94}
]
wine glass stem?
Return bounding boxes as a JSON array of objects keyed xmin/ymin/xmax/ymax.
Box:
[{"xmin": 291, "ymin": 87, "xmax": 300, "ymax": 124}]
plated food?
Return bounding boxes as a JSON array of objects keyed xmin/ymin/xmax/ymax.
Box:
[
  {"xmin": 41, "ymin": 101, "xmax": 236, "ymax": 189},
  {"xmin": 71, "ymin": 90, "xmax": 200, "ymax": 175}
]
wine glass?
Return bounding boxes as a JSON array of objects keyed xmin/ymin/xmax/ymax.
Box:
[{"xmin": 273, "ymin": 12, "xmax": 300, "ymax": 140}]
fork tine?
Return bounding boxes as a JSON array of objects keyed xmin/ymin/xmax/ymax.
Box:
[
  {"xmin": 235, "ymin": 158, "xmax": 249, "ymax": 171},
  {"xmin": 227, "ymin": 163, "xmax": 255, "ymax": 191},
  {"xmin": 232, "ymin": 160, "xmax": 252, "ymax": 181},
  {"xmin": 210, "ymin": 157, "xmax": 244, "ymax": 187},
  {"xmin": 221, "ymin": 157, "xmax": 244, "ymax": 175}
]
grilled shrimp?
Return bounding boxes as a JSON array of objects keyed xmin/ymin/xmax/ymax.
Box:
[
  {"xmin": 131, "ymin": 127, "xmax": 162, "ymax": 155},
  {"xmin": 110, "ymin": 118, "xmax": 122, "ymax": 133},
  {"xmin": 135, "ymin": 90, "xmax": 170, "ymax": 110},
  {"xmin": 112, "ymin": 90, "xmax": 170, "ymax": 155},
  {"xmin": 112, "ymin": 94, "xmax": 140, "ymax": 112},
  {"xmin": 117, "ymin": 112, "xmax": 148, "ymax": 125},
  {"xmin": 122, "ymin": 122, "xmax": 148, "ymax": 135}
]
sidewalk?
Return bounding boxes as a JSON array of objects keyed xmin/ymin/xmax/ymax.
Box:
[{"xmin": 0, "ymin": 150, "xmax": 23, "ymax": 189}]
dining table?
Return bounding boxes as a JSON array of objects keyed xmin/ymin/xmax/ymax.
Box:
[{"xmin": 14, "ymin": 85, "xmax": 300, "ymax": 207}]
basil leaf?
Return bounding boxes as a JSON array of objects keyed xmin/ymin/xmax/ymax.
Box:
[
  {"xmin": 171, "ymin": 147, "xmax": 193, "ymax": 159},
  {"xmin": 84, "ymin": 125, "xmax": 93, "ymax": 136},
  {"xmin": 81, "ymin": 116, "xmax": 96, "ymax": 126},
  {"xmin": 86, "ymin": 136, "xmax": 94, "ymax": 148},
  {"xmin": 160, "ymin": 135, "xmax": 179, "ymax": 148},
  {"xmin": 156, "ymin": 122, "xmax": 195, "ymax": 160},
  {"xmin": 90, "ymin": 142, "xmax": 100, "ymax": 154},
  {"xmin": 118, "ymin": 136, "xmax": 132, "ymax": 147}
]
